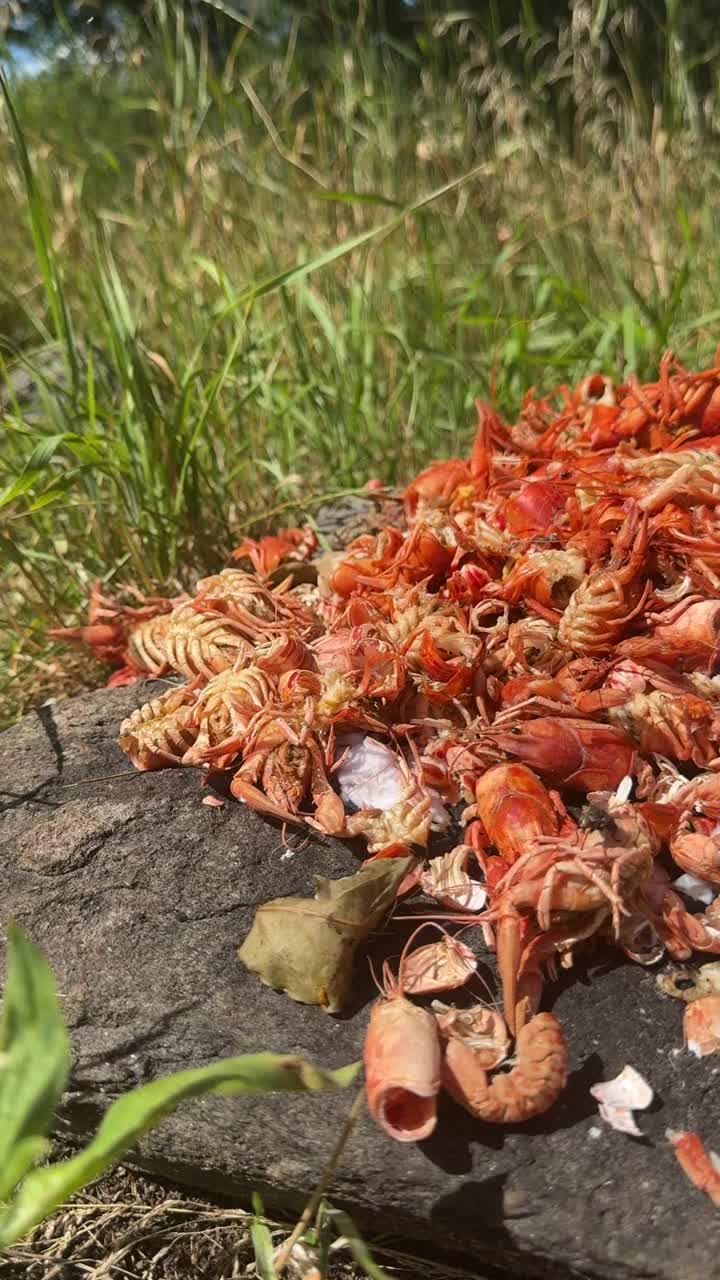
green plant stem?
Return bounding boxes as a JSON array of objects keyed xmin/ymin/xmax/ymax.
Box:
[{"xmin": 274, "ymin": 1087, "xmax": 367, "ymax": 1275}]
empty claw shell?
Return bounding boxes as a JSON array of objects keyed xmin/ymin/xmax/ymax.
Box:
[
  {"xmin": 618, "ymin": 916, "xmax": 665, "ymax": 965},
  {"xmin": 364, "ymin": 995, "xmax": 441, "ymax": 1142},
  {"xmin": 668, "ymin": 1130, "xmax": 720, "ymax": 1208}
]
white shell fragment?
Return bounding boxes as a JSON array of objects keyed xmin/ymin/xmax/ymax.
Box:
[
  {"xmin": 590, "ymin": 1065, "xmax": 653, "ymax": 1137},
  {"xmin": 673, "ymin": 873, "xmax": 718, "ymax": 906},
  {"xmin": 336, "ymin": 736, "xmax": 407, "ymax": 810},
  {"xmin": 614, "ymin": 774, "xmax": 633, "ymax": 804},
  {"xmin": 336, "ymin": 734, "xmax": 450, "ymax": 827},
  {"xmin": 201, "ymin": 793, "xmax": 225, "ymax": 807},
  {"xmin": 425, "ymin": 786, "xmax": 452, "ymax": 831}
]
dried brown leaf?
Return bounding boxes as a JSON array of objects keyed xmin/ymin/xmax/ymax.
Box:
[{"xmin": 238, "ymin": 857, "xmax": 414, "ymax": 1013}]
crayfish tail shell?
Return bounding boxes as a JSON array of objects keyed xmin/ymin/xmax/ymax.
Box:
[
  {"xmin": 370, "ymin": 1084, "xmax": 438, "ymax": 1144},
  {"xmin": 442, "ymin": 1012, "xmax": 568, "ymax": 1124},
  {"xmin": 364, "ymin": 995, "xmax": 441, "ymax": 1143},
  {"xmin": 442, "ymin": 1035, "xmax": 491, "ymax": 1117}
]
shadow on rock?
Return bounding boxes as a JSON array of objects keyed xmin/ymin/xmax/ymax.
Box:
[
  {"xmin": 420, "ymin": 1093, "xmax": 486, "ymax": 1173},
  {"xmin": 71, "ymin": 1000, "xmax": 202, "ymax": 1076},
  {"xmin": 421, "ymin": 1051, "xmax": 607, "ymax": 1179},
  {"xmin": 0, "ymin": 783, "xmax": 61, "ymax": 815},
  {"xmin": 541, "ymin": 946, "xmax": 629, "ymax": 1012},
  {"xmin": 430, "ymin": 1174, "xmax": 526, "ymax": 1279},
  {"xmin": 432, "ymin": 1174, "xmax": 603, "ymax": 1280},
  {"xmin": 431, "ymin": 1171, "xmax": 512, "ymax": 1232}
]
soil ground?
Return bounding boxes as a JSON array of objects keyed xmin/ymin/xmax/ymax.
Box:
[{"xmin": 0, "ymin": 1145, "xmax": 474, "ymax": 1280}]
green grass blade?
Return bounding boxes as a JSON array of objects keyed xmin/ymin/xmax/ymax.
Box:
[
  {"xmin": 238, "ymin": 161, "xmax": 495, "ymax": 308},
  {"xmin": 309, "ymin": 190, "xmax": 402, "ymax": 208},
  {"xmin": 175, "ymin": 160, "xmax": 493, "ymax": 408},
  {"xmin": 172, "ymin": 322, "xmax": 246, "ymax": 520},
  {"xmin": 321, "ymin": 1206, "xmax": 393, "ymax": 1280},
  {"xmin": 250, "ymin": 1195, "xmax": 279, "ymax": 1280},
  {"xmin": 0, "ymin": 1055, "xmax": 358, "ymax": 1247},
  {"xmin": 0, "ymin": 925, "xmax": 70, "ymax": 1205},
  {"xmin": 0, "ymin": 70, "xmax": 78, "ymax": 397}
]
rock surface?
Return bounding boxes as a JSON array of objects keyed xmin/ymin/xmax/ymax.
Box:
[
  {"xmin": 1, "ymin": 685, "xmax": 720, "ymax": 1280},
  {"xmin": 314, "ymin": 494, "xmax": 404, "ymax": 547}
]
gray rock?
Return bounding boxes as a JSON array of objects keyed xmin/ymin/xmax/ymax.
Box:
[
  {"xmin": 314, "ymin": 494, "xmax": 404, "ymax": 548},
  {"xmin": 1, "ymin": 685, "xmax": 720, "ymax": 1280}
]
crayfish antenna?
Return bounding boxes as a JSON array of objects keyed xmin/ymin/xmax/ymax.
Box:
[{"xmin": 367, "ymin": 956, "xmax": 386, "ymax": 998}]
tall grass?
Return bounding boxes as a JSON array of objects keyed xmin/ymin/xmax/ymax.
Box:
[{"xmin": 3, "ymin": 0, "xmax": 720, "ymax": 724}]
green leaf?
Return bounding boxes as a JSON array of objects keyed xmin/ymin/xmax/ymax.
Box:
[
  {"xmin": 23, "ymin": 490, "xmax": 67, "ymax": 514},
  {"xmin": 23, "ymin": 435, "xmax": 69, "ymax": 471},
  {"xmin": 0, "ymin": 472, "xmax": 39, "ymax": 510},
  {"xmin": 0, "ymin": 1053, "xmax": 358, "ymax": 1248},
  {"xmin": 0, "ymin": 924, "xmax": 70, "ymax": 1205}
]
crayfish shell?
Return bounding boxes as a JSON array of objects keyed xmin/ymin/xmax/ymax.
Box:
[
  {"xmin": 364, "ymin": 995, "xmax": 441, "ymax": 1142},
  {"xmin": 194, "ymin": 569, "xmax": 279, "ymax": 624},
  {"xmin": 401, "ymin": 935, "xmax": 478, "ymax": 995},
  {"xmin": 126, "ymin": 613, "xmax": 171, "ymax": 676},
  {"xmin": 119, "ymin": 685, "xmax": 199, "ymax": 770},
  {"xmin": 442, "ymin": 1011, "xmax": 568, "ymax": 1124},
  {"xmin": 433, "ymin": 1002, "xmax": 510, "ymax": 1070},
  {"xmin": 165, "ymin": 604, "xmax": 254, "ymax": 680},
  {"xmin": 183, "ymin": 666, "xmax": 275, "ymax": 766},
  {"xmin": 684, "ymin": 995, "xmax": 720, "ymax": 1057}
]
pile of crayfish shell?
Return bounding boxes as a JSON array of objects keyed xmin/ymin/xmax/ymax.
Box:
[{"xmin": 53, "ymin": 349, "xmax": 720, "ymax": 1145}]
